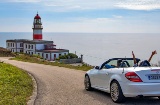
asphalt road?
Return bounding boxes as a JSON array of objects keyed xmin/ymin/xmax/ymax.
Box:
[{"xmin": 0, "ymin": 57, "xmax": 160, "ymax": 105}]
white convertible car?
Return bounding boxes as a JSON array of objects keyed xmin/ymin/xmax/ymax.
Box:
[{"xmin": 84, "ymin": 58, "xmax": 160, "ymax": 103}]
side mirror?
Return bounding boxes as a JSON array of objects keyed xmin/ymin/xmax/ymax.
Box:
[{"xmin": 95, "ymin": 66, "xmax": 100, "ymax": 69}]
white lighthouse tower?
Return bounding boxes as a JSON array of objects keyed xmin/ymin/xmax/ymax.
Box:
[{"xmin": 32, "ymin": 13, "xmax": 43, "ymax": 40}]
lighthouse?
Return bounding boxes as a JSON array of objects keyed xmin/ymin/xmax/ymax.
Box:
[
  {"xmin": 6, "ymin": 13, "xmax": 69, "ymax": 61},
  {"xmin": 33, "ymin": 13, "xmax": 43, "ymax": 40}
]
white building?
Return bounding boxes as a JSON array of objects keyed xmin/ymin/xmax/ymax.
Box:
[{"xmin": 6, "ymin": 13, "xmax": 69, "ymax": 61}]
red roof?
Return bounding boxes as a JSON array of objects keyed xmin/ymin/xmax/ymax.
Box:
[{"xmin": 34, "ymin": 13, "xmax": 41, "ymax": 19}]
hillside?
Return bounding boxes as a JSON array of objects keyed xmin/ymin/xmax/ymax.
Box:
[{"xmin": 0, "ymin": 47, "xmax": 15, "ymax": 57}]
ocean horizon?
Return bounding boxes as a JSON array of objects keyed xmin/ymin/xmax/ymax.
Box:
[{"xmin": 0, "ymin": 32, "xmax": 160, "ymax": 66}]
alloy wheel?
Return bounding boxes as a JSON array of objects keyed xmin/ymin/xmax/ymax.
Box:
[
  {"xmin": 84, "ymin": 75, "xmax": 92, "ymax": 91},
  {"xmin": 111, "ymin": 82, "xmax": 119, "ymax": 101},
  {"xmin": 84, "ymin": 76, "xmax": 90, "ymax": 89}
]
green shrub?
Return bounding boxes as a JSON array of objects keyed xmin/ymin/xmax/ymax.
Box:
[
  {"xmin": 68, "ymin": 53, "xmax": 78, "ymax": 58},
  {"xmin": 59, "ymin": 53, "xmax": 78, "ymax": 59},
  {"xmin": 31, "ymin": 54, "xmax": 41, "ymax": 58}
]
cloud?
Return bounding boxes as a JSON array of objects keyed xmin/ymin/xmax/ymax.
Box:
[
  {"xmin": 112, "ymin": 15, "xmax": 123, "ymax": 19},
  {"xmin": 2, "ymin": 0, "xmax": 160, "ymax": 11},
  {"xmin": 43, "ymin": 17, "xmax": 125, "ymax": 33},
  {"xmin": 115, "ymin": 0, "xmax": 160, "ymax": 10},
  {"xmin": 43, "ymin": 0, "xmax": 116, "ymax": 12},
  {"xmin": 3, "ymin": 0, "xmax": 41, "ymax": 3}
]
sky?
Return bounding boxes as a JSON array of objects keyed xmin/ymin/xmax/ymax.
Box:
[{"xmin": 0, "ymin": 0, "xmax": 160, "ymax": 33}]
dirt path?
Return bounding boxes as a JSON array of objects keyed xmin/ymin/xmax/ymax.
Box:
[{"xmin": 0, "ymin": 57, "xmax": 159, "ymax": 105}]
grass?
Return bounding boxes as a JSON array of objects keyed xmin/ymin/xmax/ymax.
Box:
[
  {"xmin": 10, "ymin": 54, "xmax": 93, "ymax": 71},
  {"xmin": 0, "ymin": 63, "xmax": 33, "ymax": 105}
]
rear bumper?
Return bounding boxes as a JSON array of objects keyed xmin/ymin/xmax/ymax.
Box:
[{"xmin": 120, "ymin": 82, "xmax": 160, "ymax": 97}]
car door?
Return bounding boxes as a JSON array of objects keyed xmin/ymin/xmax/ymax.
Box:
[
  {"xmin": 89, "ymin": 68, "xmax": 99, "ymax": 87},
  {"xmin": 94, "ymin": 68, "xmax": 112, "ymax": 89}
]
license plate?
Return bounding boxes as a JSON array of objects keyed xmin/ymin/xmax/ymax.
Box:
[{"xmin": 148, "ymin": 75, "xmax": 160, "ymax": 80}]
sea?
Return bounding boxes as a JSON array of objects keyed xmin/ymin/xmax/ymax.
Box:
[{"xmin": 0, "ymin": 32, "xmax": 160, "ymax": 66}]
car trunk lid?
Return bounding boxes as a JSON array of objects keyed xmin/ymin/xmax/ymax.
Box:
[{"xmin": 135, "ymin": 67, "xmax": 160, "ymax": 83}]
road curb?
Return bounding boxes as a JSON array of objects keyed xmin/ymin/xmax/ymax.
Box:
[{"xmin": 27, "ymin": 73, "xmax": 37, "ymax": 105}]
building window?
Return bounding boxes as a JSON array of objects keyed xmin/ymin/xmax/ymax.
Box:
[
  {"xmin": 29, "ymin": 52, "xmax": 30, "ymax": 54},
  {"xmin": 13, "ymin": 43, "xmax": 14, "ymax": 47},
  {"xmin": 31, "ymin": 45, "xmax": 33, "ymax": 49},
  {"xmin": 26, "ymin": 51, "xmax": 27, "ymax": 53},
  {"xmin": 11, "ymin": 43, "xmax": 12, "ymax": 47},
  {"xmin": 31, "ymin": 52, "xmax": 33, "ymax": 55},
  {"xmin": 42, "ymin": 53, "xmax": 43, "ymax": 57},
  {"xmin": 20, "ymin": 43, "xmax": 23, "ymax": 47},
  {"xmin": 20, "ymin": 50, "xmax": 23, "ymax": 52},
  {"xmin": 46, "ymin": 54, "xmax": 48, "ymax": 58},
  {"xmin": 8, "ymin": 43, "xmax": 10, "ymax": 47},
  {"xmin": 26, "ymin": 45, "xmax": 27, "ymax": 48},
  {"xmin": 64, "ymin": 53, "xmax": 66, "ymax": 55},
  {"xmin": 59, "ymin": 54, "xmax": 61, "ymax": 56}
]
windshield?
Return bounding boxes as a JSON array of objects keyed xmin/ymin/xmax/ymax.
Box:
[
  {"xmin": 100, "ymin": 58, "xmax": 141, "ymax": 69},
  {"xmin": 107, "ymin": 60, "xmax": 135, "ymax": 67}
]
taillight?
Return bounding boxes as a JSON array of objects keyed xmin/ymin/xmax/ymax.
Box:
[{"xmin": 125, "ymin": 72, "xmax": 143, "ymax": 82}]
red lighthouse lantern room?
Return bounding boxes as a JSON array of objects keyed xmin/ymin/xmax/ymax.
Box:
[{"xmin": 33, "ymin": 13, "xmax": 43, "ymax": 40}]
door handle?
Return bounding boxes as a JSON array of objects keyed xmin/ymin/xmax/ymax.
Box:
[{"xmin": 106, "ymin": 72, "xmax": 109, "ymax": 75}]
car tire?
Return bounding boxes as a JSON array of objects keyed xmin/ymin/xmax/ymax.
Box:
[
  {"xmin": 110, "ymin": 81, "xmax": 126, "ymax": 103},
  {"xmin": 84, "ymin": 75, "xmax": 92, "ymax": 91}
]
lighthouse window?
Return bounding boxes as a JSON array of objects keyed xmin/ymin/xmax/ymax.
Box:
[{"xmin": 36, "ymin": 19, "xmax": 40, "ymax": 24}]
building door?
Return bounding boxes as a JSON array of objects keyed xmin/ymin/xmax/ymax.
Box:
[
  {"xmin": 54, "ymin": 54, "xmax": 56, "ymax": 60},
  {"xmin": 46, "ymin": 54, "xmax": 48, "ymax": 59}
]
